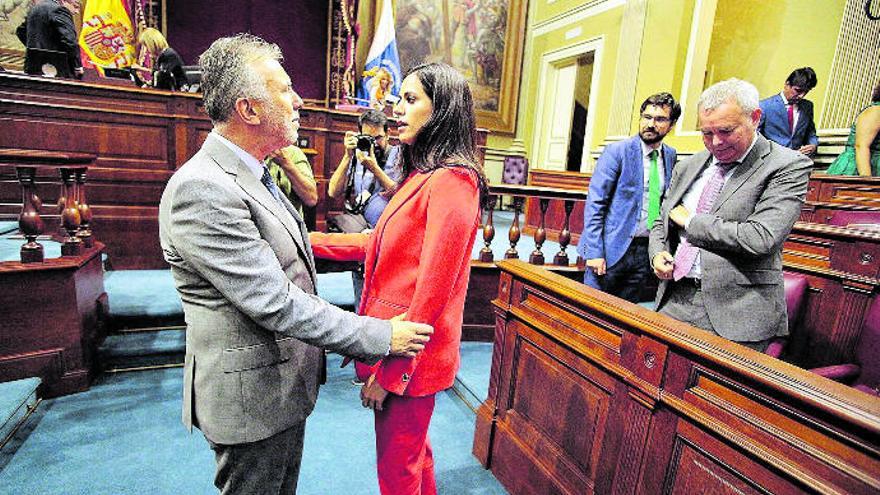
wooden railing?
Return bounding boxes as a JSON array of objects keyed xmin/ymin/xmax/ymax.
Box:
[
  {"xmin": 0, "ymin": 149, "xmax": 108, "ymax": 398},
  {"xmin": 0, "ymin": 149, "xmax": 97, "ymax": 262},
  {"xmin": 482, "ymin": 184, "xmax": 587, "ymax": 266}
]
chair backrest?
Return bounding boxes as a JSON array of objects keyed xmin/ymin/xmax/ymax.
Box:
[
  {"xmin": 827, "ymin": 210, "xmax": 880, "ymax": 228},
  {"xmin": 783, "ymin": 271, "xmax": 808, "ymax": 333},
  {"xmin": 25, "ymin": 47, "xmax": 68, "ymax": 77},
  {"xmin": 182, "ymin": 66, "xmax": 201, "ymax": 86},
  {"xmin": 854, "ymin": 296, "xmax": 880, "ymax": 391},
  {"xmin": 501, "ymin": 156, "xmax": 528, "ymax": 185}
]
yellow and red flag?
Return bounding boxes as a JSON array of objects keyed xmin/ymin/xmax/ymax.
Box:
[{"xmin": 78, "ymin": 0, "xmax": 136, "ymax": 74}]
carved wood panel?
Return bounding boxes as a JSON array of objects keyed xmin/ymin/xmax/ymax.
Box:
[{"xmin": 477, "ymin": 260, "xmax": 880, "ymax": 495}]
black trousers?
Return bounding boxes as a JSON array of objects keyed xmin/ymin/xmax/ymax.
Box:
[{"xmin": 592, "ymin": 237, "xmax": 652, "ymax": 303}]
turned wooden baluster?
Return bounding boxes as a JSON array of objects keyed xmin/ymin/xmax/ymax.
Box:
[
  {"xmin": 17, "ymin": 167, "xmax": 44, "ymax": 263},
  {"xmin": 530, "ymin": 198, "xmax": 550, "ymax": 265},
  {"xmin": 75, "ymin": 168, "xmax": 93, "ymax": 247},
  {"xmin": 505, "ymin": 196, "xmax": 524, "ymax": 259},
  {"xmin": 59, "ymin": 168, "xmax": 82, "ymax": 256},
  {"xmin": 479, "ymin": 195, "xmax": 497, "ymax": 262},
  {"xmin": 554, "ymin": 200, "xmax": 575, "ymax": 265}
]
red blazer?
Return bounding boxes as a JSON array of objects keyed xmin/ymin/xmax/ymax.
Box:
[{"xmin": 311, "ymin": 167, "xmax": 480, "ymax": 396}]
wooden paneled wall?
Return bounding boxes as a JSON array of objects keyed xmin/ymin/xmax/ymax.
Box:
[
  {"xmin": 0, "ymin": 74, "xmax": 494, "ymax": 269},
  {"xmin": 0, "ymin": 73, "xmax": 210, "ymax": 269},
  {"xmin": 475, "ymin": 260, "xmax": 880, "ymax": 495}
]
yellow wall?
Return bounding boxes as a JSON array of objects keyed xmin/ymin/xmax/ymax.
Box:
[
  {"xmin": 705, "ymin": 0, "xmax": 845, "ymax": 127},
  {"xmin": 488, "ymin": 0, "xmax": 846, "ymax": 160},
  {"xmin": 636, "ymin": 0, "xmax": 698, "ymax": 151},
  {"xmin": 575, "ymin": 56, "xmax": 593, "ymax": 109},
  {"xmin": 496, "ymin": 2, "xmax": 623, "ymax": 160}
]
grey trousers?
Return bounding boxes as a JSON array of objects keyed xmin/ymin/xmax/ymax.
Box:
[
  {"xmin": 207, "ymin": 420, "xmax": 307, "ymax": 495},
  {"xmin": 658, "ymin": 280, "xmax": 771, "ymax": 353}
]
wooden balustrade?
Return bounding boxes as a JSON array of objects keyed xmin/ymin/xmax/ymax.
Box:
[
  {"xmin": 0, "ymin": 152, "xmax": 107, "ymax": 398},
  {"xmin": 462, "ymin": 184, "xmax": 587, "ymax": 340},
  {"xmin": 0, "ymin": 149, "xmax": 96, "ymax": 263},
  {"xmin": 485, "ymin": 184, "xmax": 587, "ymax": 267},
  {"xmin": 475, "ymin": 259, "xmax": 880, "ymax": 495}
]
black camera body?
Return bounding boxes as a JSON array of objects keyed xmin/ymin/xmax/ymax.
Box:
[{"xmin": 356, "ymin": 134, "xmax": 376, "ymax": 152}]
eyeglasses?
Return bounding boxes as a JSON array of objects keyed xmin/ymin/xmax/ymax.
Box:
[{"xmin": 641, "ymin": 114, "xmax": 671, "ymax": 124}]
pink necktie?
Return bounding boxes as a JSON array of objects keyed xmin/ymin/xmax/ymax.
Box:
[
  {"xmin": 672, "ymin": 163, "xmax": 736, "ymax": 281},
  {"xmin": 787, "ymin": 103, "xmax": 795, "ymax": 134}
]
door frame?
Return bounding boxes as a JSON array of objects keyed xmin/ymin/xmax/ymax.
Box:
[{"xmin": 531, "ymin": 37, "xmax": 604, "ymax": 173}]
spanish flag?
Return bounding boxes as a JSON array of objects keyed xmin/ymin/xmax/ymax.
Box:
[{"xmin": 78, "ymin": 0, "xmax": 136, "ymax": 74}]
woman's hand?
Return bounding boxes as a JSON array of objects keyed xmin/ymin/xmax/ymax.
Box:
[{"xmin": 361, "ymin": 374, "xmax": 390, "ymax": 411}]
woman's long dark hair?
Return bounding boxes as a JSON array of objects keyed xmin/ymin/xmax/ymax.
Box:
[{"xmin": 396, "ymin": 63, "xmax": 491, "ymax": 209}]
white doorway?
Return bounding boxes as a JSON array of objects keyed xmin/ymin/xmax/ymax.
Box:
[{"xmin": 531, "ymin": 38, "xmax": 603, "ymax": 172}]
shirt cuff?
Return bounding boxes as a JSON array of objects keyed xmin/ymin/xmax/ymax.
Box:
[{"xmin": 683, "ymin": 211, "xmax": 695, "ymax": 229}]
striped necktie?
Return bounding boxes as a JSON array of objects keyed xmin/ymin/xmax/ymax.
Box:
[{"xmin": 672, "ymin": 161, "xmax": 737, "ymax": 281}]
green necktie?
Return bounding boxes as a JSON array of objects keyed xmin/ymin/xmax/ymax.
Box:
[{"xmin": 647, "ymin": 149, "xmax": 660, "ymax": 229}]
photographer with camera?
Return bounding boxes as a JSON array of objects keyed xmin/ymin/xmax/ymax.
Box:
[
  {"xmin": 327, "ymin": 109, "xmax": 401, "ymax": 317},
  {"xmin": 327, "ymin": 109, "xmax": 401, "ymax": 233}
]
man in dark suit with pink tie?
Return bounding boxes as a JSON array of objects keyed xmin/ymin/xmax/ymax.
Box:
[{"xmin": 758, "ymin": 67, "xmax": 819, "ymax": 157}]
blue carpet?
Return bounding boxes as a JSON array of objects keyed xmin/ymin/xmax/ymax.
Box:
[
  {"xmin": 103, "ymin": 270, "xmax": 357, "ymax": 322},
  {"xmin": 104, "ymin": 270, "xmax": 183, "ymax": 320},
  {"xmin": 315, "ymin": 271, "xmax": 357, "ymax": 310},
  {"xmin": 0, "ymin": 222, "xmax": 18, "ymax": 235},
  {"xmin": 0, "ymin": 354, "xmax": 507, "ymax": 494},
  {"xmin": 0, "ymin": 378, "xmax": 40, "ymax": 447},
  {"xmin": 456, "ymin": 342, "xmax": 494, "ymax": 410},
  {"xmin": 0, "ymin": 237, "xmax": 62, "ymax": 263}
]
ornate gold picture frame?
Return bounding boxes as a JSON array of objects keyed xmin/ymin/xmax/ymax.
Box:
[{"xmin": 395, "ymin": 0, "xmax": 526, "ymax": 134}]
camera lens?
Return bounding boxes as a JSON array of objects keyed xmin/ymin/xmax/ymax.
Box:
[{"xmin": 356, "ymin": 135, "xmax": 375, "ymax": 152}]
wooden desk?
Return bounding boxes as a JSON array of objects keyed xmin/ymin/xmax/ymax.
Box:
[
  {"xmin": 475, "ymin": 260, "xmax": 880, "ymax": 495},
  {"xmin": 0, "ymin": 243, "xmax": 107, "ymax": 397}
]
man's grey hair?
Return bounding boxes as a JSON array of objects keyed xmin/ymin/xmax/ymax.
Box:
[
  {"xmin": 698, "ymin": 78, "xmax": 760, "ymax": 116},
  {"xmin": 199, "ymin": 34, "xmax": 282, "ymax": 123}
]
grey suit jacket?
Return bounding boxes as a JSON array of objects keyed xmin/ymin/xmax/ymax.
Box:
[
  {"xmin": 649, "ymin": 135, "xmax": 812, "ymax": 341},
  {"xmin": 159, "ymin": 134, "xmax": 391, "ymax": 445}
]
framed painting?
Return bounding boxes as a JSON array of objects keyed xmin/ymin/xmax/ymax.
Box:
[{"xmin": 395, "ymin": 0, "xmax": 526, "ymax": 134}]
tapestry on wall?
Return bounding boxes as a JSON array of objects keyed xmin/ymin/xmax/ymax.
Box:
[{"xmin": 0, "ymin": 0, "xmax": 82, "ymax": 71}]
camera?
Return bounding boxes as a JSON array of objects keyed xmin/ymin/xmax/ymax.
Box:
[{"xmin": 356, "ymin": 134, "xmax": 376, "ymax": 152}]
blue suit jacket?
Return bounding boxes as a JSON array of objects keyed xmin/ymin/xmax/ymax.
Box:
[
  {"xmin": 758, "ymin": 94, "xmax": 818, "ymax": 150},
  {"xmin": 577, "ymin": 135, "xmax": 676, "ymax": 288}
]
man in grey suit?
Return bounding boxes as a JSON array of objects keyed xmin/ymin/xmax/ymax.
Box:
[
  {"xmin": 649, "ymin": 78, "xmax": 812, "ymax": 351},
  {"xmin": 158, "ymin": 34, "xmax": 432, "ymax": 494}
]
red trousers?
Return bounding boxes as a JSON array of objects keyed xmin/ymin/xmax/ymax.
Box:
[{"xmin": 374, "ymin": 394, "xmax": 437, "ymax": 495}]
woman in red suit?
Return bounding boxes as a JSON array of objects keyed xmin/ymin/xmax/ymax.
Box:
[{"xmin": 310, "ymin": 62, "xmax": 489, "ymax": 494}]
